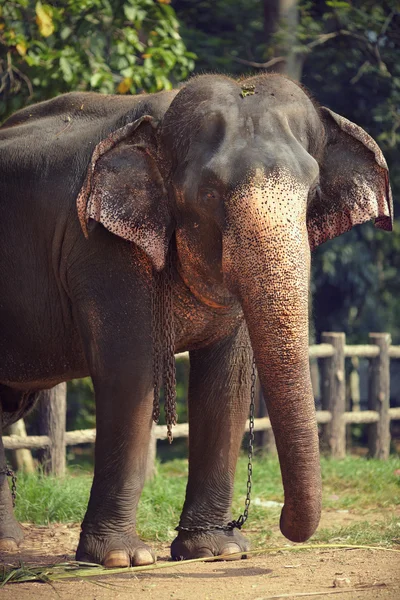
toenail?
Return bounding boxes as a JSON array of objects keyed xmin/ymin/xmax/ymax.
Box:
[
  {"xmin": 133, "ymin": 548, "xmax": 156, "ymax": 566},
  {"xmin": 103, "ymin": 550, "xmax": 130, "ymax": 568}
]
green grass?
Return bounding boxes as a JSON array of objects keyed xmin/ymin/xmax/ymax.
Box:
[
  {"xmin": 14, "ymin": 455, "xmax": 400, "ymax": 547},
  {"xmin": 15, "ymin": 468, "xmax": 91, "ymax": 524},
  {"xmin": 320, "ymin": 456, "xmax": 400, "ymax": 509},
  {"xmin": 313, "ymin": 517, "xmax": 400, "ymax": 546}
]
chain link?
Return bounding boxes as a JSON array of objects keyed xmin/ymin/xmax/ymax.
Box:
[
  {"xmin": 228, "ymin": 355, "xmax": 256, "ymax": 530},
  {"xmin": 151, "ymin": 269, "xmax": 163, "ymax": 424},
  {"xmin": 0, "ymin": 466, "xmax": 17, "ymax": 508},
  {"xmin": 176, "ymin": 355, "xmax": 256, "ymax": 533},
  {"xmin": 151, "ymin": 247, "xmax": 177, "ymax": 442},
  {"xmin": 163, "ymin": 249, "xmax": 177, "ymax": 443}
]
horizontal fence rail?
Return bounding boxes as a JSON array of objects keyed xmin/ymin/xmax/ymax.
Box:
[
  {"xmin": 5, "ymin": 407, "xmax": 400, "ymax": 450},
  {"xmin": 4, "ymin": 333, "xmax": 400, "ymax": 474},
  {"xmin": 178, "ymin": 344, "xmax": 400, "ymax": 359}
]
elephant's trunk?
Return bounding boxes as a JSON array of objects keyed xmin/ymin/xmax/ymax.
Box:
[{"xmin": 223, "ymin": 172, "xmax": 322, "ymax": 542}]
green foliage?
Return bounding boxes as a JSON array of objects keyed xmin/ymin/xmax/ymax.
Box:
[
  {"xmin": 301, "ymin": 0, "xmax": 400, "ymax": 342},
  {"xmin": 172, "ymin": 0, "xmax": 265, "ymax": 74},
  {"xmin": 67, "ymin": 378, "xmax": 95, "ymax": 430},
  {"xmin": 0, "ymin": 0, "xmax": 195, "ymax": 119}
]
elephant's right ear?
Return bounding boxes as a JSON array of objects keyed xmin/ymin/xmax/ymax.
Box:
[
  {"xmin": 307, "ymin": 108, "xmax": 393, "ymax": 250},
  {"xmin": 76, "ymin": 115, "xmax": 173, "ymax": 271}
]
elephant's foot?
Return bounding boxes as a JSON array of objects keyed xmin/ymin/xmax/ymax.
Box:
[
  {"xmin": 0, "ymin": 460, "xmax": 24, "ymax": 552},
  {"xmin": 171, "ymin": 528, "xmax": 250, "ymax": 561},
  {"xmin": 0, "ymin": 518, "xmax": 24, "ymax": 551},
  {"xmin": 76, "ymin": 530, "xmax": 155, "ymax": 567}
]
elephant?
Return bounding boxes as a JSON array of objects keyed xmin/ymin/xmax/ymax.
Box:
[{"xmin": 0, "ymin": 74, "xmax": 392, "ymax": 567}]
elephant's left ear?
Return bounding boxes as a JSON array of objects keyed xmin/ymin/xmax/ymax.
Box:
[
  {"xmin": 76, "ymin": 115, "xmax": 173, "ymax": 271},
  {"xmin": 307, "ymin": 107, "xmax": 393, "ymax": 250}
]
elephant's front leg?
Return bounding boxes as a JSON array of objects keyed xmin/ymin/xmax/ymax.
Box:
[
  {"xmin": 73, "ymin": 249, "xmax": 156, "ymax": 568},
  {"xmin": 76, "ymin": 361, "xmax": 155, "ymax": 568},
  {"xmin": 0, "ymin": 408, "xmax": 24, "ymax": 551},
  {"xmin": 171, "ymin": 322, "xmax": 253, "ymax": 560}
]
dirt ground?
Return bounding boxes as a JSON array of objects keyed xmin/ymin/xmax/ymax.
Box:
[{"xmin": 1, "ymin": 512, "xmax": 399, "ymax": 600}]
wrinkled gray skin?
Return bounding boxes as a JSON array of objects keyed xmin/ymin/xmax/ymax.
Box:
[{"xmin": 0, "ymin": 74, "xmax": 392, "ymax": 566}]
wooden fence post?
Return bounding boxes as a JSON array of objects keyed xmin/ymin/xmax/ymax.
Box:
[
  {"xmin": 8, "ymin": 419, "xmax": 35, "ymax": 473},
  {"xmin": 255, "ymin": 378, "xmax": 277, "ymax": 454},
  {"xmin": 349, "ymin": 357, "xmax": 361, "ymax": 413},
  {"xmin": 38, "ymin": 383, "xmax": 66, "ymax": 476},
  {"xmin": 368, "ymin": 333, "xmax": 391, "ymax": 459},
  {"xmin": 320, "ymin": 332, "xmax": 346, "ymax": 458},
  {"xmin": 145, "ymin": 424, "xmax": 157, "ymax": 481}
]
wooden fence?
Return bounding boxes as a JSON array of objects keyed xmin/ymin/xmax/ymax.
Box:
[{"xmin": 3, "ymin": 332, "xmax": 400, "ymax": 476}]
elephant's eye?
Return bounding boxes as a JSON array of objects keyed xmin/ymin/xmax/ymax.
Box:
[{"xmin": 201, "ymin": 189, "xmax": 220, "ymax": 203}]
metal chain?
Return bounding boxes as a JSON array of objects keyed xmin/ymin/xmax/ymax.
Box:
[
  {"xmin": 163, "ymin": 249, "xmax": 177, "ymax": 444},
  {"xmin": 0, "ymin": 466, "xmax": 17, "ymax": 508},
  {"xmin": 151, "ymin": 248, "xmax": 177, "ymax": 441},
  {"xmin": 176, "ymin": 356, "xmax": 256, "ymax": 533},
  {"xmin": 231, "ymin": 355, "xmax": 256, "ymax": 528},
  {"xmin": 151, "ymin": 269, "xmax": 163, "ymax": 424}
]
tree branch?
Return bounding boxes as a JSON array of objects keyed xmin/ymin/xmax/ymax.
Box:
[
  {"xmin": 380, "ymin": 10, "xmax": 395, "ymax": 38},
  {"xmin": 233, "ymin": 55, "xmax": 285, "ymax": 69},
  {"xmin": 232, "ymin": 28, "xmax": 392, "ymax": 74},
  {"xmin": 232, "ymin": 31, "xmax": 342, "ymax": 69},
  {"xmin": 307, "ymin": 31, "xmax": 341, "ymax": 49},
  {"xmin": 350, "ymin": 60, "xmax": 370, "ymax": 85}
]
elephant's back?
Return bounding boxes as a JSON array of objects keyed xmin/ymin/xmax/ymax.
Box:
[{"xmin": 0, "ymin": 89, "xmax": 177, "ymax": 215}]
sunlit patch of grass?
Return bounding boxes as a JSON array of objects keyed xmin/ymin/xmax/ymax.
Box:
[
  {"xmin": 312, "ymin": 516, "xmax": 400, "ymax": 547},
  {"xmin": 320, "ymin": 456, "xmax": 400, "ymax": 510},
  {"xmin": 15, "ymin": 469, "xmax": 91, "ymax": 524},
  {"xmin": 234, "ymin": 454, "xmax": 400, "ymax": 513}
]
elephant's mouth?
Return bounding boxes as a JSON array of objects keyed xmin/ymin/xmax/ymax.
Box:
[
  {"xmin": 177, "ymin": 265, "xmax": 233, "ymax": 311},
  {"xmin": 174, "ymin": 223, "xmax": 237, "ymax": 312}
]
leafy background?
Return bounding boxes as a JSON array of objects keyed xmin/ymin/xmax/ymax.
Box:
[{"xmin": 0, "ymin": 0, "xmax": 195, "ymax": 117}]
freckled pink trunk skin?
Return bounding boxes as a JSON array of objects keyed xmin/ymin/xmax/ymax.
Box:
[{"xmin": 224, "ymin": 175, "xmax": 322, "ymax": 542}]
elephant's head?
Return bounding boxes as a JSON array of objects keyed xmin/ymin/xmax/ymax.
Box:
[{"xmin": 77, "ymin": 74, "xmax": 392, "ymax": 543}]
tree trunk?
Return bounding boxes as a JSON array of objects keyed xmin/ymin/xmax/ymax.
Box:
[
  {"xmin": 145, "ymin": 423, "xmax": 157, "ymax": 481},
  {"xmin": 264, "ymin": 0, "xmax": 304, "ymax": 81}
]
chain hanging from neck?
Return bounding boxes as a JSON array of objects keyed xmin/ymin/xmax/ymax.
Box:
[
  {"xmin": 151, "ymin": 268, "xmax": 162, "ymax": 425},
  {"xmin": 151, "ymin": 246, "xmax": 177, "ymax": 443}
]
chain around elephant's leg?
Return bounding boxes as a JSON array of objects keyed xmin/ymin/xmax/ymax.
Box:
[
  {"xmin": 0, "ymin": 408, "xmax": 24, "ymax": 551},
  {"xmin": 171, "ymin": 323, "xmax": 253, "ymax": 560}
]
